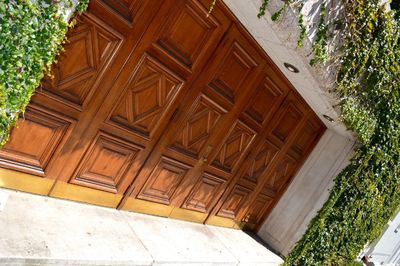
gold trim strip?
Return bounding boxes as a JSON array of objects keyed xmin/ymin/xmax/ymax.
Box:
[
  {"xmin": 169, "ymin": 207, "xmax": 208, "ymax": 223},
  {"xmin": 206, "ymin": 215, "xmax": 243, "ymax": 229},
  {"xmin": 121, "ymin": 197, "xmax": 174, "ymax": 217},
  {"xmin": 0, "ymin": 167, "xmax": 54, "ymax": 195},
  {"xmin": 50, "ymin": 181, "xmax": 122, "ymax": 208}
]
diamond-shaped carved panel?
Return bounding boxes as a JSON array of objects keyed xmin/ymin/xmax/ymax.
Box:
[
  {"xmin": 170, "ymin": 95, "xmax": 225, "ymax": 158},
  {"xmin": 71, "ymin": 133, "xmax": 142, "ymax": 193},
  {"xmin": 110, "ymin": 55, "xmax": 184, "ymax": 138},
  {"xmin": 264, "ymin": 154, "xmax": 298, "ymax": 195},
  {"xmin": 212, "ymin": 121, "xmax": 256, "ymax": 172},
  {"xmin": 138, "ymin": 157, "xmax": 191, "ymax": 205},
  {"xmin": 42, "ymin": 17, "xmax": 123, "ymax": 109},
  {"xmin": 182, "ymin": 172, "xmax": 226, "ymax": 213},
  {"xmin": 243, "ymin": 140, "xmax": 279, "ymax": 184}
]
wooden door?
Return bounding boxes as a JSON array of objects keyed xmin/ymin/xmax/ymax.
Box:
[
  {"xmin": 0, "ymin": 0, "xmax": 326, "ymax": 230},
  {"xmin": 207, "ymin": 92, "xmax": 325, "ymax": 229},
  {"xmin": 120, "ymin": 24, "xmax": 269, "ymax": 222},
  {"xmin": 0, "ymin": 0, "xmax": 231, "ymax": 206},
  {"xmin": 0, "ymin": 1, "xmax": 162, "ymax": 185},
  {"xmin": 46, "ymin": 0, "xmax": 231, "ymax": 206}
]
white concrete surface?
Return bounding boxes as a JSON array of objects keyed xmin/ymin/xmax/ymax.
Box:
[
  {"xmin": 257, "ymin": 129, "xmax": 355, "ymax": 255},
  {"xmin": 0, "ymin": 188, "xmax": 283, "ymax": 266}
]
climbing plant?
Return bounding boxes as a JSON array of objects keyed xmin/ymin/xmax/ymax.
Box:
[
  {"xmin": 0, "ymin": 0, "xmax": 88, "ymax": 146},
  {"xmin": 258, "ymin": 0, "xmax": 400, "ymax": 265}
]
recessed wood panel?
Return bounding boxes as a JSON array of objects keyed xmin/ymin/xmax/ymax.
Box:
[
  {"xmin": 99, "ymin": 0, "xmax": 139, "ymax": 25},
  {"xmin": 0, "ymin": 107, "xmax": 71, "ymax": 176},
  {"xmin": 244, "ymin": 77, "xmax": 286, "ymax": 125},
  {"xmin": 182, "ymin": 172, "xmax": 226, "ymax": 213},
  {"xmin": 71, "ymin": 132, "xmax": 142, "ymax": 193},
  {"xmin": 155, "ymin": 1, "xmax": 218, "ymax": 68},
  {"xmin": 242, "ymin": 140, "xmax": 279, "ymax": 184},
  {"xmin": 243, "ymin": 194, "xmax": 273, "ymax": 224},
  {"xmin": 208, "ymin": 42, "xmax": 258, "ymax": 103},
  {"xmin": 217, "ymin": 185, "xmax": 252, "ymax": 219},
  {"xmin": 138, "ymin": 157, "xmax": 191, "ymax": 205},
  {"xmin": 170, "ymin": 95, "xmax": 226, "ymax": 158},
  {"xmin": 109, "ymin": 55, "xmax": 184, "ymax": 138},
  {"xmin": 212, "ymin": 121, "xmax": 256, "ymax": 172},
  {"xmin": 42, "ymin": 17, "xmax": 123, "ymax": 109},
  {"xmin": 272, "ymin": 103, "xmax": 303, "ymax": 144},
  {"xmin": 290, "ymin": 117, "xmax": 323, "ymax": 159}
]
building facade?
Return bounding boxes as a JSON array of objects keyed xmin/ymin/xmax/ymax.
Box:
[{"xmin": 0, "ymin": 0, "xmax": 355, "ymax": 256}]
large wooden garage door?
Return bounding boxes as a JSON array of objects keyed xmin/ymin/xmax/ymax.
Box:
[{"xmin": 0, "ymin": 0, "xmax": 325, "ymax": 230}]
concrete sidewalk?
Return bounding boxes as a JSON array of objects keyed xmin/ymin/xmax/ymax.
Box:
[{"xmin": 0, "ymin": 188, "xmax": 283, "ymax": 266}]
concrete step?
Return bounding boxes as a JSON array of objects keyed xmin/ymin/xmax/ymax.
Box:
[{"xmin": 0, "ymin": 188, "xmax": 283, "ymax": 266}]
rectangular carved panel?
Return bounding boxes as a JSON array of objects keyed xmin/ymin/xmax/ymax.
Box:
[
  {"xmin": 244, "ymin": 76, "xmax": 286, "ymax": 125},
  {"xmin": 212, "ymin": 121, "xmax": 256, "ymax": 173},
  {"xmin": 182, "ymin": 172, "xmax": 226, "ymax": 213},
  {"xmin": 290, "ymin": 117, "xmax": 324, "ymax": 159},
  {"xmin": 99, "ymin": 0, "xmax": 139, "ymax": 26},
  {"xmin": 155, "ymin": 0, "xmax": 219, "ymax": 68},
  {"xmin": 271, "ymin": 103, "xmax": 303, "ymax": 144},
  {"xmin": 217, "ymin": 185, "xmax": 252, "ymax": 219},
  {"xmin": 243, "ymin": 194, "xmax": 273, "ymax": 225},
  {"xmin": 138, "ymin": 157, "xmax": 191, "ymax": 205},
  {"xmin": 170, "ymin": 94, "xmax": 226, "ymax": 159},
  {"xmin": 0, "ymin": 107, "xmax": 72, "ymax": 176},
  {"xmin": 208, "ymin": 42, "xmax": 258, "ymax": 103},
  {"xmin": 109, "ymin": 54, "xmax": 184, "ymax": 138},
  {"xmin": 71, "ymin": 132, "xmax": 143, "ymax": 193},
  {"xmin": 41, "ymin": 16, "xmax": 123, "ymax": 110}
]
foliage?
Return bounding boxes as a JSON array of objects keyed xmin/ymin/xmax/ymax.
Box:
[
  {"xmin": 258, "ymin": 0, "xmax": 400, "ymax": 265},
  {"xmin": 0, "ymin": 0, "xmax": 88, "ymax": 146},
  {"xmin": 309, "ymin": 2, "xmax": 328, "ymax": 66},
  {"xmin": 297, "ymin": 12, "xmax": 306, "ymax": 48}
]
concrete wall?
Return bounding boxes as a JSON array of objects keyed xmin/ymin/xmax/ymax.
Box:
[{"xmin": 257, "ymin": 129, "xmax": 355, "ymax": 255}]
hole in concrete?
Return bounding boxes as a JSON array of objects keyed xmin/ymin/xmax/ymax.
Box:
[
  {"xmin": 323, "ymin": 114, "xmax": 335, "ymax": 122},
  {"xmin": 284, "ymin": 62, "xmax": 299, "ymax": 73}
]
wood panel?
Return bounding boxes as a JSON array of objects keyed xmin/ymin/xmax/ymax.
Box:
[
  {"xmin": 108, "ymin": 54, "xmax": 184, "ymax": 138},
  {"xmin": 0, "ymin": 105, "xmax": 74, "ymax": 176},
  {"xmin": 138, "ymin": 157, "xmax": 191, "ymax": 204},
  {"xmin": 71, "ymin": 132, "xmax": 143, "ymax": 193},
  {"xmin": 40, "ymin": 15, "xmax": 124, "ymax": 111},
  {"xmin": 182, "ymin": 172, "xmax": 226, "ymax": 213},
  {"xmin": 211, "ymin": 121, "xmax": 256, "ymax": 173}
]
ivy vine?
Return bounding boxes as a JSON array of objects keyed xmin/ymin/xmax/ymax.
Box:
[
  {"xmin": 258, "ymin": 0, "xmax": 400, "ymax": 265},
  {"xmin": 0, "ymin": 0, "xmax": 88, "ymax": 146}
]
